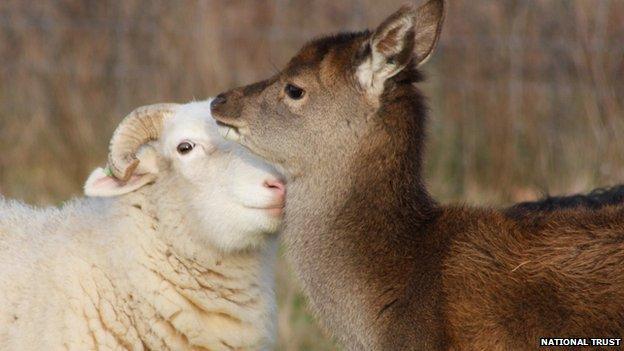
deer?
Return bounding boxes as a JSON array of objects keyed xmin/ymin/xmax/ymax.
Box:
[{"xmin": 210, "ymin": 0, "xmax": 624, "ymax": 349}]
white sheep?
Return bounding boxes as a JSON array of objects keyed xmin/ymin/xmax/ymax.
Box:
[{"xmin": 0, "ymin": 100, "xmax": 286, "ymax": 350}]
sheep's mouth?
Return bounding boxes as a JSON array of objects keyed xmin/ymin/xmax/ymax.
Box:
[
  {"xmin": 216, "ymin": 121, "xmax": 242, "ymax": 142},
  {"xmin": 244, "ymin": 204, "xmax": 285, "ymax": 210},
  {"xmin": 243, "ymin": 204, "xmax": 285, "ymax": 218}
]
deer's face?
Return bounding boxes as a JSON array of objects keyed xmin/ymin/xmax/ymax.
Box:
[
  {"xmin": 211, "ymin": 33, "xmax": 375, "ymax": 176},
  {"xmin": 212, "ymin": 0, "xmax": 445, "ymax": 178}
]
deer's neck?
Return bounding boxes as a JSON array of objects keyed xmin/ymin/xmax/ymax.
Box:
[{"xmin": 282, "ymin": 112, "xmax": 439, "ymax": 346}]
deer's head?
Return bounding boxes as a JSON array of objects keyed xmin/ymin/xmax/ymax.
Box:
[{"xmin": 211, "ymin": 0, "xmax": 445, "ymax": 178}]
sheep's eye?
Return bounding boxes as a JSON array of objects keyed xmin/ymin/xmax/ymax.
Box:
[
  {"xmin": 285, "ymin": 84, "xmax": 305, "ymax": 100},
  {"xmin": 176, "ymin": 141, "xmax": 194, "ymax": 155}
]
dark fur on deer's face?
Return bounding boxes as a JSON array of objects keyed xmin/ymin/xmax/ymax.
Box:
[{"xmin": 211, "ymin": 1, "xmax": 445, "ymax": 179}]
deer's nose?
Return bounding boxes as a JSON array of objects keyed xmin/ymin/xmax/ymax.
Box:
[{"xmin": 211, "ymin": 94, "xmax": 227, "ymax": 108}]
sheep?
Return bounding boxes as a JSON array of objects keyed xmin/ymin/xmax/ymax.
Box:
[{"xmin": 0, "ymin": 100, "xmax": 286, "ymax": 350}]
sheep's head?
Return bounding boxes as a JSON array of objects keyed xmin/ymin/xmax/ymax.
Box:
[{"xmin": 84, "ymin": 100, "xmax": 285, "ymax": 251}]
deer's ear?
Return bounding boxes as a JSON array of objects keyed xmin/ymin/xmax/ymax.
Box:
[{"xmin": 356, "ymin": 0, "xmax": 445, "ymax": 95}]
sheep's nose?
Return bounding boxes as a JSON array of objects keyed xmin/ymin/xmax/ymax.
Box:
[
  {"xmin": 211, "ymin": 94, "xmax": 227, "ymax": 108},
  {"xmin": 264, "ymin": 179, "xmax": 286, "ymax": 204}
]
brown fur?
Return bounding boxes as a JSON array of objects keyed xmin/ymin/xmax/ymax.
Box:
[{"xmin": 211, "ymin": 0, "xmax": 624, "ymax": 349}]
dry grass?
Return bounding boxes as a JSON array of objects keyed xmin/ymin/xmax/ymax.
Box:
[{"xmin": 0, "ymin": 1, "xmax": 623, "ymax": 349}]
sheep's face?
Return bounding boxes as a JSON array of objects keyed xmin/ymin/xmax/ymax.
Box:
[
  {"xmin": 85, "ymin": 100, "xmax": 285, "ymax": 252},
  {"xmin": 162, "ymin": 101, "xmax": 285, "ymax": 251}
]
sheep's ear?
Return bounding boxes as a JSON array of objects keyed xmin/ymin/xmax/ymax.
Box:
[
  {"xmin": 84, "ymin": 144, "xmax": 160, "ymax": 197},
  {"xmin": 356, "ymin": 0, "xmax": 445, "ymax": 95},
  {"xmin": 84, "ymin": 167, "xmax": 156, "ymax": 197}
]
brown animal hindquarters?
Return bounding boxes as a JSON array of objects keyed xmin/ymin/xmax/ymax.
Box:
[{"xmin": 442, "ymin": 206, "xmax": 624, "ymax": 349}]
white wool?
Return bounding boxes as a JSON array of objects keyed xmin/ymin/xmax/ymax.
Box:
[{"xmin": 0, "ymin": 100, "xmax": 282, "ymax": 350}]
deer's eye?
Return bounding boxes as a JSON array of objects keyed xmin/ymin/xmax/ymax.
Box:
[
  {"xmin": 176, "ymin": 141, "xmax": 195, "ymax": 155},
  {"xmin": 285, "ymin": 84, "xmax": 305, "ymax": 100}
]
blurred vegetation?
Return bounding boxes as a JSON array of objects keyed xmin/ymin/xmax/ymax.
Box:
[{"xmin": 0, "ymin": 1, "xmax": 623, "ymax": 350}]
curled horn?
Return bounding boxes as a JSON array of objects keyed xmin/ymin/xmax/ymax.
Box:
[{"xmin": 107, "ymin": 103, "xmax": 179, "ymax": 182}]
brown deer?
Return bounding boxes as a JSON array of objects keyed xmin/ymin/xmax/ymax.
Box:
[{"xmin": 211, "ymin": 0, "xmax": 624, "ymax": 349}]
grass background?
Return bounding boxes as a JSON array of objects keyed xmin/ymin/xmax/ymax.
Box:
[{"xmin": 1, "ymin": 1, "xmax": 623, "ymax": 349}]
